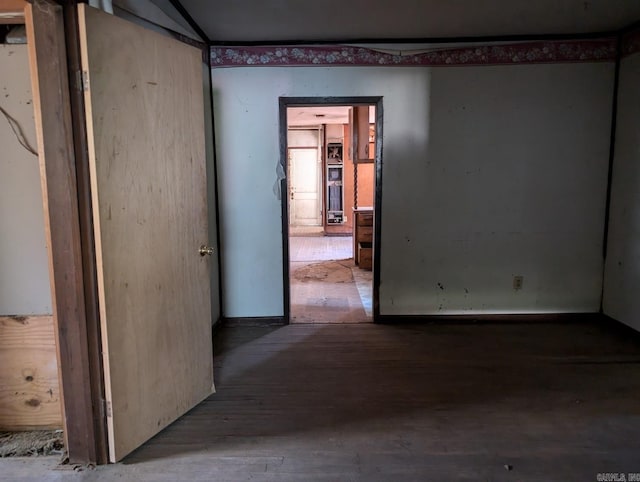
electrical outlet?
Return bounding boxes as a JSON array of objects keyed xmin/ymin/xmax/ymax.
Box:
[{"xmin": 513, "ymin": 276, "xmax": 523, "ymax": 290}]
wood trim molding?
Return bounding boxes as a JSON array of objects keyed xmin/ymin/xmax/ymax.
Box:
[
  {"xmin": 221, "ymin": 317, "xmax": 287, "ymax": 327},
  {"xmin": 0, "ymin": 0, "xmax": 26, "ymax": 23},
  {"xmin": 376, "ymin": 313, "xmax": 604, "ymax": 324},
  {"xmin": 25, "ymin": 0, "xmax": 101, "ymax": 464},
  {"xmin": 211, "ymin": 39, "xmax": 617, "ymax": 68},
  {"xmin": 600, "ymin": 314, "xmax": 640, "ymax": 337}
]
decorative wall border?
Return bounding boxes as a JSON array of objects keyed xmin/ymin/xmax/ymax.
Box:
[
  {"xmin": 622, "ymin": 27, "xmax": 640, "ymax": 57},
  {"xmin": 211, "ymin": 39, "xmax": 617, "ymax": 68}
]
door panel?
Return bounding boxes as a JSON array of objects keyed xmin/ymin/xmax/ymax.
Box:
[
  {"xmin": 78, "ymin": 5, "xmax": 214, "ymax": 462},
  {"xmin": 290, "ymin": 148, "xmax": 321, "ymax": 226}
]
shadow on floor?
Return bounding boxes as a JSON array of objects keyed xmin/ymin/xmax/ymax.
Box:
[{"xmin": 126, "ymin": 319, "xmax": 640, "ymax": 472}]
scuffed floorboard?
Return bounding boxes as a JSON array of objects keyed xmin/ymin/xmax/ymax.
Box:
[{"xmin": 2, "ymin": 319, "xmax": 640, "ymax": 480}]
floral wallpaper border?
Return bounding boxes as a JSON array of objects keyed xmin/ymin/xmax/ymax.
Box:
[
  {"xmin": 622, "ymin": 27, "xmax": 640, "ymax": 57},
  {"xmin": 211, "ymin": 39, "xmax": 617, "ymax": 68}
]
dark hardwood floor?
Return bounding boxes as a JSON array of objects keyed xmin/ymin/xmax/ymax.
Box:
[{"xmin": 3, "ymin": 318, "xmax": 640, "ymax": 480}]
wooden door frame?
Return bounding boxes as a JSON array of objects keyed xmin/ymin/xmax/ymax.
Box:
[
  {"xmin": 279, "ymin": 97, "xmax": 384, "ymax": 323},
  {"xmin": 21, "ymin": 0, "xmax": 108, "ymax": 464},
  {"xmin": 17, "ymin": 0, "xmax": 217, "ymax": 464}
]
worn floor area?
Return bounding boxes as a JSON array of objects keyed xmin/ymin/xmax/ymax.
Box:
[
  {"xmin": 289, "ymin": 235, "xmax": 353, "ymax": 262},
  {"xmin": 289, "ymin": 236, "xmax": 372, "ymax": 323},
  {"xmin": 289, "ymin": 226, "xmax": 325, "ymax": 236},
  {"xmin": 3, "ymin": 319, "xmax": 640, "ymax": 481},
  {"xmin": 0, "ymin": 430, "xmax": 64, "ymax": 458},
  {"xmin": 291, "ymin": 259, "xmax": 369, "ymax": 323}
]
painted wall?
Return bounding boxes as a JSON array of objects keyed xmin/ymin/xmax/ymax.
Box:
[
  {"xmin": 603, "ymin": 51, "xmax": 640, "ymax": 331},
  {"xmin": 212, "ymin": 63, "xmax": 613, "ymax": 317},
  {"xmin": 0, "ymin": 45, "xmax": 51, "ymax": 315}
]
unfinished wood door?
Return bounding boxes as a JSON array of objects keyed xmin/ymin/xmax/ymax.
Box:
[{"xmin": 77, "ymin": 5, "xmax": 214, "ymax": 462}]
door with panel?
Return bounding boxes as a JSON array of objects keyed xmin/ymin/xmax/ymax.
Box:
[
  {"xmin": 289, "ymin": 147, "xmax": 322, "ymax": 226},
  {"xmin": 77, "ymin": 4, "xmax": 216, "ymax": 462}
]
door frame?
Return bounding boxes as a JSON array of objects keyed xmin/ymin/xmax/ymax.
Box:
[
  {"xmin": 278, "ymin": 97, "xmax": 384, "ymax": 323},
  {"xmin": 22, "ymin": 0, "xmax": 107, "ymax": 464}
]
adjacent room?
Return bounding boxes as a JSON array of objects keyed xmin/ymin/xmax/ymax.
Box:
[{"xmin": 286, "ymin": 105, "xmax": 375, "ymax": 323}]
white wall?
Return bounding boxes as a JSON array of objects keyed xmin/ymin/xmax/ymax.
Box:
[
  {"xmin": 603, "ymin": 52, "xmax": 640, "ymax": 331},
  {"xmin": 212, "ymin": 63, "xmax": 614, "ymax": 318},
  {"xmin": 0, "ymin": 45, "xmax": 51, "ymax": 315}
]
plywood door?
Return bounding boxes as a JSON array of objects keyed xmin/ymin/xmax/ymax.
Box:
[
  {"xmin": 289, "ymin": 148, "xmax": 321, "ymax": 226},
  {"xmin": 77, "ymin": 5, "xmax": 214, "ymax": 462}
]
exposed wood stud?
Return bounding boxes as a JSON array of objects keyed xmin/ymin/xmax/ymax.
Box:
[{"xmin": 0, "ymin": 316, "xmax": 62, "ymax": 431}]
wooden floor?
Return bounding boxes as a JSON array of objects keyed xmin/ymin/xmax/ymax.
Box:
[
  {"xmin": 289, "ymin": 235, "xmax": 353, "ymax": 262},
  {"xmin": 4, "ymin": 318, "xmax": 640, "ymax": 480},
  {"xmin": 289, "ymin": 236, "xmax": 372, "ymax": 323}
]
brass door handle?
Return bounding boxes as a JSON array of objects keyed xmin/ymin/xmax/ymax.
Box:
[{"xmin": 199, "ymin": 245, "xmax": 214, "ymax": 256}]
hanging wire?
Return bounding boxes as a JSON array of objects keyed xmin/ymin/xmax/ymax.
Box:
[{"xmin": 0, "ymin": 105, "xmax": 38, "ymax": 156}]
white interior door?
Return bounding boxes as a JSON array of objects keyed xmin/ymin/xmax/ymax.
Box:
[
  {"xmin": 289, "ymin": 148, "xmax": 321, "ymax": 226},
  {"xmin": 78, "ymin": 5, "xmax": 215, "ymax": 462}
]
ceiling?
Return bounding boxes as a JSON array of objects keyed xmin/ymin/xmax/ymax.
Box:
[
  {"xmin": 287, "ymin": 106, "xmax": 378, "ymax": 127},
  {"xmin": 287, "ymin": 106, "xmax": 351, "ymax": 127},
  {"xmin": 178, "ymin": 0, "xmax": 640, "ymax": 43}
]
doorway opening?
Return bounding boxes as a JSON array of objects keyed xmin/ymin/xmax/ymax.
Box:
[{"xmin": 280, "ymin": 98, "xmax": 383, "ymax": 323}]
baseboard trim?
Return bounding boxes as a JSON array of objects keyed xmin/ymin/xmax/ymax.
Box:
[
  {"xmin": 375, "ymin": 313, "xmax": 604, "ymax": 324},
  {"xmin": 600, "ymin": 314, "xmax": 640, "ymax": 337},
  {"xmin": 221, "ymin": 316, "xmax": 287, "ymax": 327},
  {"xmin": 212, "ymin": 316, "xmax": 224, "ymax": 336}
]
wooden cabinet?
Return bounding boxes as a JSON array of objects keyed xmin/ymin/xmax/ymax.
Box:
[
  {"xmin": 354, "ymin": 208, "xmax": 373, "ymax": 270},
  {"xmin": 351, "ymin": 106, "xmax": 375, "ymax": 163}
]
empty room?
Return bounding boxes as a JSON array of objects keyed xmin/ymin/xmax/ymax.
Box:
[{"xmin": 2, "ymin": 0, "xmax": 640, "ymax": 480}]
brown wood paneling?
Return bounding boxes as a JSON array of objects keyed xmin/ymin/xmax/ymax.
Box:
[
  {"xmin": 357, "ymin": 226, "xmax": 373, "ymax": 242},
  {"xmin": 0, "ymin": 315, "xmax": 61, "ymax": 430},
  {"xmin": 356, "ymin": 163, "xmax": 375, "ymax": 207},
  {"xmin": 342, "ymin": 123, "xmax": 354, "ymax": 229},
  {"xmin": 357, "ymin": 213, "xmax": 373, "ymax": 227},
  {"xmin": 358, "ymin": 243, "xmax": 372, "ymax": 270},
  {"xmin": 25, "ymin": 0, "xmax": 98, "ymax": 463},
  {"xmin": 355, "ymin": 105, "xmax": 370, "ymax": 161},
  {"xmin": 353, "ymin": 209, "xmax": 373, "ymax": 265}
]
